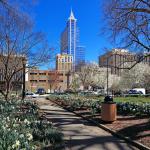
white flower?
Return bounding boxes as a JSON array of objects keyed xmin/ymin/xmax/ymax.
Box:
[
  {"xmin": 12, "ymin": 140, "xmax": 20, "ymax": 149},
  {"xmin": 6, "ymin": 117, "xmax": 10, "ymax": 121},
  {"xmin": 26, "ymin": 133, "xmax": 33, "ymax": 141},
  {"xmin": 13, "ymin": 124, "xmax": 17, "ymax": 127},
  {"xmin": 31, "ymin": 145, "xmax": 37, "ymax": 150},
  {"xmin": 2, "ymin": 126, "xmax": 5, "ymax": 130},
  {"xmin": 19, "ymin": 134, "xmax": 24, "ymax": 138},
  {"xmin": 16, "ymin": 140, "xmax": 20, "ymax": 146},
  {"xmin": 12, "ymin": 144, "xmax": 15, "ymax": 149},
  {"xmin": 24, "ymin": 119, "xmax": 30, "ymax": 125}
]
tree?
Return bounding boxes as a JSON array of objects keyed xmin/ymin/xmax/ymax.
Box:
[
  {"xmin": 76, "ymin": 63, "xmax": 109, "ymax": 90},
  {"xmin": 108, "ymin": 74, "xmax": 121, "ymax": 93},
  {"xmin": 70, "ymin": 73, "xmax": 80, "ymax": 92},
  {"xmin": 0, "ymin": 1, "xmax": 52, "ymax": 100},
  {"xmin": 119, "ymin": 63, "xmax": 150, "ymax": 91},
  {"xmin": 103, "ymin": 0, "xmax": 150, "ymax": 54},
  {"xmin": 76, "ymin": 64, "xmax": 92, "ymax": 90},
  {"xmin": 48, "ymin": 71, "xmax": 62, "ymax": 93}
]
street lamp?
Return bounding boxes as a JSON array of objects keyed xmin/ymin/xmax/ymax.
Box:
[
  {"xmin": 22, "ymin": 58, "xmax": 26, "ymax": 100},
  {"xmin": 104, "ymin": 56, "xmax": 113, "ymax": 102}
]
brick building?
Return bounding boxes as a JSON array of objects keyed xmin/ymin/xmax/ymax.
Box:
[{"xmin": 26, "ymin": 68, "xmax": 69, "ymax": 93}]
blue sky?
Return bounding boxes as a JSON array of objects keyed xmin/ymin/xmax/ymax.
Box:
[{"xmin": 33, "ymin": 0, "xmax": 113, "ymax": 68}]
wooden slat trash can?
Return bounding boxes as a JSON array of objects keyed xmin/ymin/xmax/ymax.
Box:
[{"xmin": 101, "ymin": 102, "xmax": 117, "ymax": 122}]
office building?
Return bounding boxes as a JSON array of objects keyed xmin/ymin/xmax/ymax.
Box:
[{"xmin": 60, "ymin": 9, "xmax": 85, "ymax": 70}]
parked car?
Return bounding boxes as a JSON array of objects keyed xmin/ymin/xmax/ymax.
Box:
[
  {"xmin": 25, "ymin": 92, "xmax": 39, "ymax": 98},
  {"xmin": 132, "ymin": 88, "xmax": 145, "ymax": 95},
  {"xmin": 36, "ymin": 88, "xmax": 46, "ymax": 95},
  {"xmin": 128, "ymin": 90, "xmax": 143, "ymax": 95}
]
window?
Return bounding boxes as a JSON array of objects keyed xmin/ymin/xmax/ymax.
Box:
[
  {"xmin": 30, "ymin": 73, "xmax": 37, "ymax": 75},
  {"xmin": 39, "ymin": 73, "xmax": 46, "ymax": 75},
  {"xmin": 39, "ymin": 80, "xmax": 46, "ymax": 82},
  {"xmin": 30, "ymin": 80, "xmax": 37, "ymax": 82}
]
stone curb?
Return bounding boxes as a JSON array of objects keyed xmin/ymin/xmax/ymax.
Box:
[{"xmin": 49, "ymin": 99, "xmax": 150, "ymax": 150}]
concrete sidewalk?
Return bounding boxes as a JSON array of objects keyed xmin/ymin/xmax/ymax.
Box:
[{"xmin": 37, "ymin": 98, "xmax": 138, "ymax": 150}]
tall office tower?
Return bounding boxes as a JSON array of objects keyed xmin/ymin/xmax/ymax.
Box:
[{"xmin": 61, "ymin": 9, "xmax": 85, "ymax": 71}]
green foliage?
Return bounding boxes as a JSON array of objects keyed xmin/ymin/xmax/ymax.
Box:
[
  {"xmin": 117, "ymin": 102, "xmax": 150, "ymax": 116},
  {"xmin": 47, "ymin": 94, "xmax": 102, "ymax": 116},
  {"xmin": 32, "ymin": 120, "xmax": 63, "ymax": 145},
  {"xmin": 48, "ymin": 94, "xmax": 150, "ymax": 117},
  {"xmin": 0, "ymin": 98, "xmax": 63, "ymax": 149}
]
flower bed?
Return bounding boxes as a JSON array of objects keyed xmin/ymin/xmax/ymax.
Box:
[
  {"xmin": 47, "ymin": 94, "xmax": 150, "ymax": 148},
  {"xmin": 0, "ymin": 98, "xmax": 64, "ymax": 149},
  {"xmin": 47, "ymin": 94, "xmax": 150, "ymax": 116}
]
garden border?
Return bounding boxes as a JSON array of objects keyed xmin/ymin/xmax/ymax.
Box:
[{"xmin": 49, "ymin": 99, "xmax": 150, "ymax": 150}]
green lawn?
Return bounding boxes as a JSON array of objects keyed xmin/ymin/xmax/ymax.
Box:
[
  {"xmin": 113, "ymin": 96, "xmax": 150, "ymax": 103},
  {"xmin": 77, "ymin": 94, "xmax": 150, "ymax": 103}
]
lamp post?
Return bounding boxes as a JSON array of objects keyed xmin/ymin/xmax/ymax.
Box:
[
  {"xmin": 101, "ymin": 55, "xmax": 116, "ymax": 122},
  {"xmin": 106, "ymin": 56, "xmax": 109, "ymax": 96},
  {"xmin": 22, "ymin": 58, "xmax": 26, "ymax": 100}
]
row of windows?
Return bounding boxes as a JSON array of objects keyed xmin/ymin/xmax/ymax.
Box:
[
  {"xmin": 58, "ymin": 57, "xmax": 73, "ymax": 63},
  {"xmin": 30, "ymin": 80, "xmax": 63, "ymax": 83},
  {"xmin": 30, "ymin": 73, "xmax": 46, "ymax": 75},
  {"xmin": 30, "ymin": 72, "xmax": 64, "ymax": 76}
]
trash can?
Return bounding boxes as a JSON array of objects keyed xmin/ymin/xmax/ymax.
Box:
[{"xmin": 101, "ymin": 96, "xmax": 117, "ymax": 122}]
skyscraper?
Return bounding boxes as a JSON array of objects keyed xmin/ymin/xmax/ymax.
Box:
[{"xmin": 61, "ymin": 9, "xmax": 85, "ymax": 70}]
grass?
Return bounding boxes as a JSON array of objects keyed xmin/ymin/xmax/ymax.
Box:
[
  {"xmin": 73, "ymin": 94, "xmax": 150, "ymax": 104},
  {"xmin": 113, "ymin": 96, "xmax": 150, "ymax": 103}
]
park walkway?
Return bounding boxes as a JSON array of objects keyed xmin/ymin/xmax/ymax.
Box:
[{"xmin": 36, "ymin": 98, "xmax": 138, "ymax": 150}]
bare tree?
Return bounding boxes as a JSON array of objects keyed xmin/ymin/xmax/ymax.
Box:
[
  {"xmin": 103, "ymin": 0, "xmax": 150, "ymax": 54},
  {"xmin": 0, "ymin": 1, "xmax": 52, "ymax": 100},
  {"xmin": 76, "ymin": 63, "xmax": 96, "ymax": 90},
  {"xmin": 48, "ymin": 71, "xmax": 62, "ymax": 93}
]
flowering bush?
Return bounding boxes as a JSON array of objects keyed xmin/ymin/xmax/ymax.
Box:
[{"xmin": 0, "ymin": 98, "xmax": 64, "ymax": 149}]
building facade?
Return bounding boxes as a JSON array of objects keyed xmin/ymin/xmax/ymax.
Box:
[
  {"xmin": 99, "ymin": 49, "xmax": 150, "ymax": 76},
  {"xmin": 26, "ymin": 68, "xmax": 70, "ymax": 93},
  {"xmin": 60, "ymin": 9, "xmax": 85, "ymax": 70},
  {"xmin": 75, "ymin": 46, "xmax": 85, "ymax": 70},
  {"xmin": 56, "ymin": 54, "xmax": 73, "ymax": 73}
]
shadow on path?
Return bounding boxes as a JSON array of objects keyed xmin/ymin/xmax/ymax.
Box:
[{"xmin": 39, "ymin": 100, "xmax": 138, "ymax": 150}]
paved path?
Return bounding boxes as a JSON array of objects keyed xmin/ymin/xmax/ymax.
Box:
[{"xmin": 37, "ymin": 98, "xmax": 138, "ymax": 150}]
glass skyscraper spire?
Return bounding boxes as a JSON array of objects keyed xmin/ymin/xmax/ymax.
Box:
[{"xmin": 61, "ymin": 9, "xmax": 85, "ymax": 70}]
